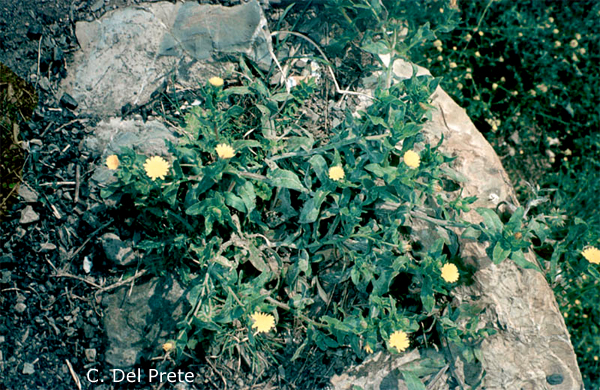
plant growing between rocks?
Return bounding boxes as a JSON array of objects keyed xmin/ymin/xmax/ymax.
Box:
[{"xmin": 96, "ymin": 0, "xmax": 594, "ymax": 386}]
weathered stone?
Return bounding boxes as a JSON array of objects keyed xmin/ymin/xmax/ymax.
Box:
[
  {"xmin": 17, "ymin": 184, "xmax": 38, "ymax": 203},
  {"xmin": 99, "ymin": 233, "xmax": 137, "ymax": 267},
  {"xmin": 102, "ymin": 274, "xmax": 191, "ymax": 368},
  {"xmin": 60, "ymin": 0, "xmax": 271, "ymax": 116},
  {"xmin": 332, "ymin": 59, "xmax": 582, "ymax": 389},
  {"xmin": 19, "ymin": 206, "xmax": 39, "ymax": 224}
]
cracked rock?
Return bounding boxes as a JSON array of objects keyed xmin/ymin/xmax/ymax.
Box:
[{"xmin": 20, "ymin": 206, "xmax": 39, "ymax": 224}]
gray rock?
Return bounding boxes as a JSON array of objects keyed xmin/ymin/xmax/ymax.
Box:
[
  {"xmin": 22, "ymin": 362, "xmax": 35, "ymax": 375},
  {"xmin": 14, "ymin": 302, "xmax": 27, "ymax": 314},
  {"xmin": 102, "ymin": 274, "xmax": 192, "ymax": 368},
  {"xmin": 60, "ymin": 0, "xmax": 271, "ymax": 116},
  {"xmin": 17, "ymin": 185, "xmax": 38, "ymax": 203},
  {"xmin": 40, "ymin": 243, "xmax": 57, "ymax": 252},
  {"xmin": 82, "ymin": 118, "xmax": 177, "ymax": 186},
  {"xmin": 85, "ymin": 348, "xmax": 97, "ymax": 362},
  {"xmin": 99, "ymin": 233, "xmax": 137, "ymax": 267},
  {"xmin": 19, "ymin": 206, "xmax": 39, "ymax": 224}
]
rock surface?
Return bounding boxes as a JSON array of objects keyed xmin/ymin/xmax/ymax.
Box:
[
  {"xmin": 60, "ymin": 0, "xmax": 271, "ymax": 116},
  {"xmin": 82, "ymin": 117, "xmax": 177, "ymax": 185},
  {"xmin": 99, "ymin": 233, "xmax": 137, "ymax": 267},
  {"xmin": 102, "ymin": 274, "xmax": 191, "ymax": 368},
  {"xmin": 331, "ymin": 59, "xmax": 582, "ymax": 389}
]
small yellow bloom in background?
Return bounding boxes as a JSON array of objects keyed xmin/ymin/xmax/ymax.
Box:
[
  {"xmin": 328, "ymin": 166, "xmax": 345, "ymax": 181},
  {"xmin": 144, "ymin": 156, "xmax": 170, "ymax": 181},
  {"xmin": 582, "ymin": 246, "xmax": 600, "ymax": 264},
  {"xmin": 433, "ymin": 39, "xmax": 443, "ymax": 48},
  {"xmin": 215, "ymin": 144, "xmax": 235, "ymax": 159},
  {"xmin": 208, "ymin": 76, "xmax": 224, "ymax": 87},
  {"xmin": 389, "ymin": 330, "xmax": 409, "ymax": 352},
  {"xmin": 441, "ymin": 263, "xmax": 459, "ymax": 283},
  {"xmin": 449, "ymin": 62, "xmax": 457, "ymax": 68},
  {"xmin": 403, "ymin": 150, "xmax": 420, "ymax": 169},
  {"xmin": 464, "ymin": 33, "xmax": 472, "ymax": 42},
  {"xmin": 554, "ymin": 41, "xmax": 561, "ymax": 48},
  {"xmin": 492, "ymin": 83, "xmax": 498, "ymax": 90},
  {"xmin": 575, "ymin": 33, "xmax": 581, "ymax": 40},
  {"xmin": 364, "ymin": 345, "xmax": 373, "ymax": 354},
  {"xmin": 478, "ymin": 31, "xmax": 484, "ymax": 37},
  {"xmin": 251, "ymin": 311, "xmax": 276, "ymax": 333},
  {"xmin": 553, "ymin": 28, "xmax": 559, "ymax": 34},
  {"xmin": 162, "ymin": 341, "xmax": 175, "ymax": 352},
  {"xmin": 475, "ymin": 51, "xmax": 481, "ymax": 57},
  {"xmin": 579, "ymin": 48, "xmax": 586, "ymax": 55},
  {"xmin": 569, "ymin": 39, "xmax": 578, "ymax": 48},
  {"xmin": 106, "ymin": 155, "xmax": 120, "ymax": 170}
]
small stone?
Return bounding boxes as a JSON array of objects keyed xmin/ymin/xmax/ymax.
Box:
[
  {"xmin": 40, "ymin": 243, "xmax": 57, "ymax": 252},
  {"xmin": 18, "ymin": 185, "xmax": 38, "ymax": 203},
  {"xmin": 15, "ymin": 302, "xmax": 27, "ymax": 314},
  {"xmin": 0, "ymin": 336, "xmax": 5, "ymax": 343},
  {"xmin": 90, "ymin": 0, "xmax": 105, "ymax": 12},
  {"xmin": 20, "ymin": 206, "xmax": 39, "ymax": 224},
  {"xmin": 27, "ymin": 25, "xmax": 42, "ymax": 40},
  {"xmin": 546, "ymin": 373, "xmax": 563, "ymax": 385},
  {"xmin": 38, "ymin": 77, "xmax": 51, "ymax": 91},
  {"xmin": 60, "ymin": 93, "xmax": 78, "ymax": 110},
  {"xmin": 100, "ymin": 233, "xmax": 136, "ymax": 267},
  {"xmin": 22, "ymin": 362, "xmax": 35, "ymax": 375},
  {"xmin": 295, "ymin": 59, "xmax": 307, "ymax": 68},
  {"xmin": 85, "ymin": 348, "xmax": 97, "ymax": 362}
]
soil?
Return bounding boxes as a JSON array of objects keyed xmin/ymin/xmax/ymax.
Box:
[{"xmin": 0, "ymin": 1, "xmax": 352, "ymax": 389}]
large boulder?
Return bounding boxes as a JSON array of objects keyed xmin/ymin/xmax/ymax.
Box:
[
  {"xmin": 60, "ymin": 0, "xmax": 271, "ymax": 116},
  {"xmin": 331, "ymin": 59, "xmax": 582, "ymax": 389}
]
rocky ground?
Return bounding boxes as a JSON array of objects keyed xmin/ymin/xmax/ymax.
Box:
[{"xmin": 0, "ymin": 1, "xmax": 348, "ymax": 389}]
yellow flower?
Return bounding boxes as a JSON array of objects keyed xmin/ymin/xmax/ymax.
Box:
[
  {"xmin": 403, "ymin": 150, "xmax": 420, "ymax": 169},
  {"xmin": 106, "ymin": 155, "xmax": 119, "ymax": 170},
  {"xmin": 441, "ymin": 263, "xmax": 459, "ymax": 283},
  {"xmin": 328, "ymin": 166, "xmax": 345, "ymax": 181},
  {"xmin": 162, "ymin": 341, "xmax": 175, "ymax": 352},
  {"xmin": 364, "ymin": 345, "xmax": 373, "ymax": 354},
  {"xmin": 251, "ymin": 311, "xmax": 275, "ymax": 333},
  {"xmin": 208, "ymin": 76, "xmax": 224, "ymax": 87},
  {"xmin": 582, "ymin": 246, "xmax": 600, "ymax": 264},
  {"xmin": 389, "ymin": 330, "xmax": 409, "ymax": 352},
  {"xmin": 143, "ymin": 156, "xmax": 170, "ymax": 181},
  {"xmin": 215, "ymin": 144, "xmax": 235, "ymax": 159}
]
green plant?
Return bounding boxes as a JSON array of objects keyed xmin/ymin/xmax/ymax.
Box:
[{"xmin": 98, "ymin": 0, "xmax": 596, "ymax": 386}]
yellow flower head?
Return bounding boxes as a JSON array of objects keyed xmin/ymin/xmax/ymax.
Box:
[
  {"xmin": 251, "ymin": 311, "xmax": 275, "ymax": 333},
  {"xmin": 582, "ymin": 246, "xmax": 600, "ymax": 264},
  {"xmin": 389, "ymin": 330, "xmax": 409, "ymax": 352},
  {"xmin": 328, "ymin": 166, "xmax": 345, "ymax": 181},
  {"xmin": 208, "ymin": 77, "xmax": 224, "ymax": 87},
  {"xmin": 144, "ymin": 156, "xmax": 170, "ymax": 181},
  {"xmin": 441, "ymin": 263, "xmax": 459, "ymax": 283},
  {"xmin": 215, "ymin": 144, "xmax": 235, "ymax": 159},
  {"xmin": 162, "ymin": 341, "xmax": 175, "ymax": 352},
  {"xmin": 106, "ymin": 155, "xmax": 120, "ymax": 170},
  {"xmin": 364, "ymin": 345, "xmax": 373, "ymax": 354},
  {"xmin": 403, "ymin": 150, "xmax": 420, "ymax": 169}
]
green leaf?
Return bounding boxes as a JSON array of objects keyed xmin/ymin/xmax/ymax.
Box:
[
  {"xmin": 401, "ymin": 371, "xmax": 426, "ymax": 390},
  {"xmin": 238, "ymin": 181, "xmax": 256, "ymax": 214},
  {"xmin": 224, "ymin": 86, "xmax": 252, "ymax": 96},
  {"xmin": 492, "ymin": 242, "xmax": 511, "ymax": 264},
  {"xmin": 361, "ymin": 40, "xmax": 391, "ymax": 56},
  {"xmin": 299, "ymin": 190, "xmax": 328, "ymax": 223},
  {"xmin": 511, "ymin": 250, "xmax": 541, "ymax": 272},
  {"xmin": 268, "ymin": 169, "xmax": 307, "ymax": 192},
  {"xmin": 308, "ymin": 155, "xmax": 328, "ymax": 183},
  {"xmin": 461, "ymin": 226, "xmax": 481, "ymax": 240},
  {"xmin": 224, "ymin": 192, "xmax": 246, "ymax": 213},
  {"xmin": 477, "ymin": 208, "xmax": 503, "ymax": 234},
  {"xmin": 505, "ymin": 207, "xmax": 524, "ymax": 232}
]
